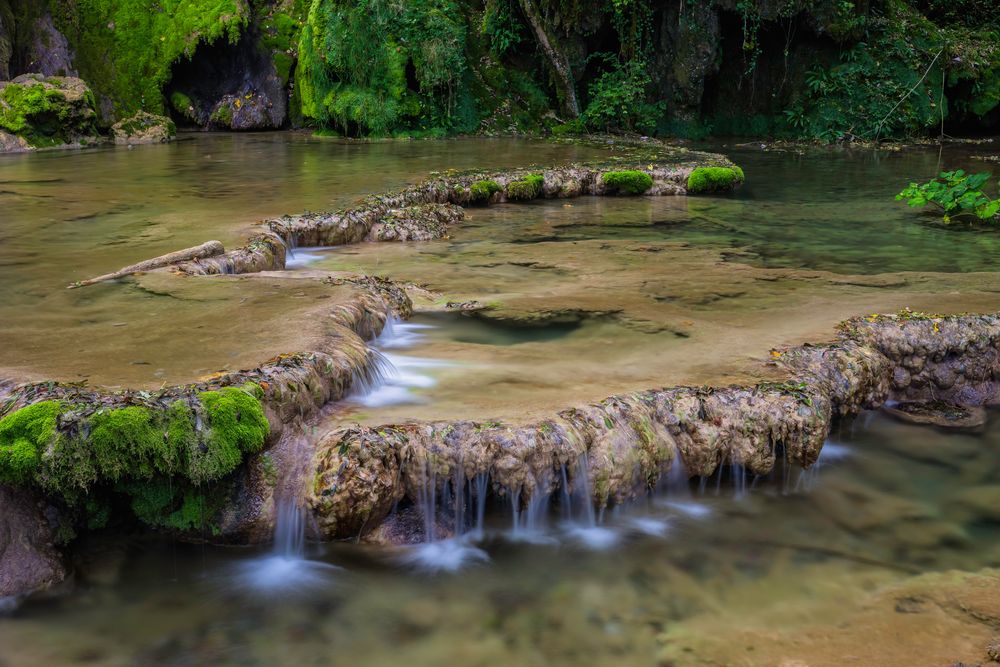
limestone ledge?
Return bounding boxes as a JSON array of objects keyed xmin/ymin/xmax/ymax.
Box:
[
  {"xmin": 176, "ymin": 152, "xmax": 739, "ymax": 277},
  {"xmin": 309, "ymin": 311, "xmax": 1000, "ymax": 541}
]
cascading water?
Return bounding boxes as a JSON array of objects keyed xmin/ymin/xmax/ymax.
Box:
[
  {"xmin": 509, "ymin": 472, "xmax": 557, "ymax": 543},
  {"xmin": 561, "ymin": 454, "xmax": 620, "ymax": 549},
  {"xmin": 398, "ymin": 460, "xmax": 490, "ymax": 572},
  {"xmin": 235, "ymin": 501, "xmax": 339, "ymax": 593},
  {"xmin": 656, "ymin": 451, "xmax": 713, "ymax": 519},
  {"xmin": 349, "ymin": 317, "xmax": 451, "ymax": 408}
]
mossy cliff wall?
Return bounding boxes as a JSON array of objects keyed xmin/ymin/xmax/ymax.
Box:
[{"xmin": 2, "ymin": 0, "xmax": 996, "ymax": 138}]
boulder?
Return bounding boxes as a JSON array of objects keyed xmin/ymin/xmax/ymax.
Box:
[
  {"xmin": 0, "ymin": 485, "xmax": 67, "ymax": 608},
  {"xmin": 111, "ymin": 111, "xmax": 176, "ymax": 145},
  {"xmin": 0, "ymin": 74, "xmax": 100, "ymax": 150}
]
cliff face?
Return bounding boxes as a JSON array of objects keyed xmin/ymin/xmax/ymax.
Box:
[{"xmin": 0, "ymin": 0, "xmax": 997, "ymax": 139}]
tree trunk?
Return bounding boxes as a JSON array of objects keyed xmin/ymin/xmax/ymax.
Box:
[
  {"xmin": 67, "ymin": 240, "xmax": 226, "ymax": 288},
  {"xmin": 517, "ymin": 0, "xmax": 580, "ymax": 118}
]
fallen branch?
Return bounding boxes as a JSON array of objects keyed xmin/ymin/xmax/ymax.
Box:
[{"xmin": 67, "ymin": 240, "xmax": 225, "ymax": 289}]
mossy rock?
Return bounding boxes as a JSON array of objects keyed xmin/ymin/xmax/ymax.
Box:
[
  {"xmin": 470, "ymin": 179, "xmax": 502, "ymax": 204},
  {"xmin": 0, "ymin": 401, "xmax": 60, "ymax": 486},
  {"xmin": 686, "ymin": 166, "xmax": 745, "ymax": 194},
  {"xmin": 506, "ymin": 174, "xmax": 544, "ymax": 201},
  {"xmin": 0, "ymin": 74, "xmax": 100, "ymax": 150},
  {"xmin": 0, "ymin": 384, "xmax": 269, "ymax": 529},
  {"xmin": 602, "ymin": 170, "xmax": 653, "ymax": 195},
  {"xmin": 111, "ymin": 111, "xmax": 176, "ymax": 145}
]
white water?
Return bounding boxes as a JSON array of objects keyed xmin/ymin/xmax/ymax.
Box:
[
  {"xmin": 234, "ymin": 502, "xmax": 339, "ymax": 594},
  {"xmin": 350, "ymin": 318, "xmax": 453, "ymax": 408},
  {"xmin": 285, "ymin": 246, "xmax": 337, "ymax": 269}
]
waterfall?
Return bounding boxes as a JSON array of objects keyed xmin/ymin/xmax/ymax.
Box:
[
  {"xmin": 398, "ymin": 460, "xmax": 489, "ymax": 572},
  {"xmin": 509, "ymin": 472, "xmax": 556, "ymax": 542},
  {"xmin": 562, "ymin": 453, "xmax": 619, "ymax": 549},
  {"xmin": 273, "ymin": 500, "xmax": 306, "ymax": 559},
  {"xmin": 348, "ymin": 317, "xmax": 448, "ymax": 408},
  {"xmin": 233, "ymin": 500, "xmax": 339, "ymax": 594}
]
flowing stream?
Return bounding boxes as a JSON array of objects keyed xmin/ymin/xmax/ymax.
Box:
[
  {"xmin": 1, "ymin": 135, "xmax": 1000, "ymax": 665},
  {"xmin": 2, "ymin": 411, "xmax": 999, "ymax": 666}
]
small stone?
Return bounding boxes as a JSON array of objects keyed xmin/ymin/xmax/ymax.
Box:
[{"xmin": 987, "ymin": 638, "xmax": 1000, "ymax": 661}]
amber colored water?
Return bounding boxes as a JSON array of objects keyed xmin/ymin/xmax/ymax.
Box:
[{"xmin": 1, "ymin": 136, "xmax": 999, "ymax": 666}]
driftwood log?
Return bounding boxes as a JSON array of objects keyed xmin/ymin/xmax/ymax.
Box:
[{"xmin": 67, "ymin": 240, "xmax": 225, "ymax": 289}]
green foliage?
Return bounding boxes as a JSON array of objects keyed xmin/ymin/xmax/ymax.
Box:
[
  {"xmin": 602, "ymin": 170, "xmax": 653, "ymax": 194},
  {"xmin": 470, "ymin": 179, "xmax": 502, "ymax": 202},
  {"xmin": 686, "ymin": 166, "xmax": 745, "ymax": 194},
  {"xmin": 0, "ymin": 401, "xmax": 60, "ymax": 485},
  {"xmin": 481, "ymin": 0, "xmax": 522, "ymax": 55},
  {"xmin": 506, "ymin": 173, "xmax": 544, "ymax": 200},
  {"xmin": 51, "ymin": 0, "xmax": 249, "ymax": 118},
  {"xmin": 781, "ymin": 2, "xmax": 945, "ymax": 141},
  {"xmin": 896, "ymin": 169, "xmax": 1000, "ymax": 223},
  {"xmin": 582, "ymin": 56, "xmax": 662, "ymax": 133},
  {"xmin": 298, "ymin": 0, "xmax": 473, "ymax": 135}
]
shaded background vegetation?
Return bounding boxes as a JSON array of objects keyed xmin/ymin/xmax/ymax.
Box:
[{"xmin": 0, "ymin": 0, "xmax": 998, "ymax": 139}]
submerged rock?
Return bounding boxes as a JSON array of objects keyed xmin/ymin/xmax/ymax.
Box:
[
  {"xmin": 111, "ymin": 111, "xmax": 176, "ymax": 145},
  {"xmin": 0, "ymin": 74, "xmax": 99, "ymax": 150},
  {"xmin": 0, "ymin": 485, "xmax": 67, "ymax": 609},
  {"xmin": 883, "ymin": 401, "xmax": 987, "ymax": 430}
]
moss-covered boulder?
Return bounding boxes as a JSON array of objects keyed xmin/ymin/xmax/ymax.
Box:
[
  {"xmin": 0, "ymin": 74, "xmax": 100, "ymax": 150},
  {"xmin": 110, "ymin": 111, "xmax": 176, "ymax": 145},
  {"xmin": 506, "ymin": 174, "xmax": 545, "ymax": 201},
  {"xmin": 0, "ymin": 384, "xmax": 269, "ymax": 530},
  {"xmin": 686, "ymin": 166, "xmax": 745, "ymax": 194},
  {"xmin": 601, "ymin": 170, "xmax": 654, "ymax": 195}
]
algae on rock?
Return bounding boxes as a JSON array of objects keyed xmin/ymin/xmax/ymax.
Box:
[{"xmin": 0, "ymin": 73, "xmax": 99, "ymax": 149}]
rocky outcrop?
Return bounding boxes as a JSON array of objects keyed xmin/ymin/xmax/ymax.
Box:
[
  {"xmin": 25, "ymin": 14, "xmax": 76, "ymax": 78},
  {"xmin": 0, "ymin": 2, "xmax": 11, "ymax": 81},
  {"xmin": 0, "ymin": 74, "xmax": 100, "ymax": 150},
  {"xmin": 0, "ymin": 485, "xmax": 67, "ymax": 609},
  {"xmin": 307, "ymin": 311, "xmax": 1000, "ymax": 542},
  {"xmin": 168, "ymin": 150, "xmax": 737, "ymax": 278},
  {"xmin": 883, "ymin": 401, "xmax": 987, "ymax": 430},
  {"xmin": 110, "ymin": 111, "xmax": 176, "ymax": 145}
]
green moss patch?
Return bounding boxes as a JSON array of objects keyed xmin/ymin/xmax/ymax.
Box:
[
  {"xmin": 506, "ymin": 173, "xmax": 544, "ymax": 201},
  {"xmin": 470, "ymin": 179, "xmax": 502, "ymax": 203},
  {"xmin": 0, "ymin": 384, "xmax": 269, "ymax": 530},
  {"xmin": 0, "ymin": 400, "xmax": 60, "ymax": 485},
  {"xmin": 686, "ymin": 166, "xmax": 745, "ymax": 194},
  {"xmin": 602, "ymin": 170, "xmax": 653, "ymax": 195},
  {"xmin": 0, "ymin": 77, "xmax": 99, "ymax": 147}
]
